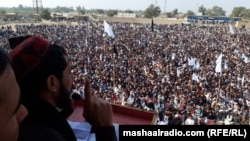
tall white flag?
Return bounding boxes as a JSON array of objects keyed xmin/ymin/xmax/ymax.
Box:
[
  {"xmin": 229, "ymin": 24, "xmax": 235, "ymax": 34},
  {"xmin": 177, "ymin": 68, "xmax": 181, "ymax": 77},
  {"xmin": 215, "ymin": 53, "xmax": 222, "ymax": 73},
  {"xmin": 242, "ymin": 75, "xmax": 245, "ymax": 86},
  {"xmin": 103, "ymin": 20, "xmax": 115, "ymax": 38}
]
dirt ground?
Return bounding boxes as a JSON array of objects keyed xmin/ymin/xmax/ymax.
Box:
[
  {"xmin": 98, "ymin": 16, "xmax": 184, "ymax": 25},
  {"xmin": 100, "ymin": 16, "xmax": 250, "ymax": 29},
  {"xmin": 2, "ymin": 16, "xmax": 250, "ymax": 31}
]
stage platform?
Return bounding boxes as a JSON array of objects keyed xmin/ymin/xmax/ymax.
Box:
[{"xmin": 68, "ymin": 100, "xmax": 157, "ymax": 125}]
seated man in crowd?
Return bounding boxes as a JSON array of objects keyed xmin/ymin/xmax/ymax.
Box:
[
  {"xmin": 8, "ymin": 35, "xmax": 117, "ymax": 141},
  {"xmin": 0, "ymin": 48, "xmax": 28, "ymax": 141}
]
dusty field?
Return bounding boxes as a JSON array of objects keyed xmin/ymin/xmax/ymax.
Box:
[
  {"xmin": 2, "ymin": 16, "xmax": 250, "ymax": 30},
  {"xmin": 98, "ymin": 16, "xmax": 183, "ymax": 25},
  {"xmin": 238, "ymin": 21, "xmax": 250, "ymax": 29},
  {"xmin": 1, "ymin": 17, "xmax": 184, "ymax": 32}
]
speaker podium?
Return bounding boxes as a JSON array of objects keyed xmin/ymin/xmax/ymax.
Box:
[{"xmin": 68, "ymin": 100, "xmax": 157, "ymax": 125}]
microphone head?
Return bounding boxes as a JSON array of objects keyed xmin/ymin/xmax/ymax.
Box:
[
  {"xmin": 71, "ymin": 93, "xmax": 81, "ymax": 101},
  {"xmin": 70, "ymin": 91, "xmax": 85, "ymax": 101}
]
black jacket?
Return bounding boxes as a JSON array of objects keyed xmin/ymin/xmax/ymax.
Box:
[{"xmin": 18, "ymin": 99, "xmax": 117, "ymax": 141}]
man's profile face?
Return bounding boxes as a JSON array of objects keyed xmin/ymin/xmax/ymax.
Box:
[
  {"xmin": 57, "ymin": 56, "xmax": 73, "ymax": 117},
  {"xmin": 0, "ymin": 66, "xmax": 28, "ymax": 141}
]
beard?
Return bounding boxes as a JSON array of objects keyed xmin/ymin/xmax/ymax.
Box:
[{"xmin": 57, "ymin": 82, "xmax": 73, "ymax": 118}]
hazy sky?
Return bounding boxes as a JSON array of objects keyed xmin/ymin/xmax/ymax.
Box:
[{"xmin": 1, "ymin": 0, "xmax": 250, "ymax": 15}]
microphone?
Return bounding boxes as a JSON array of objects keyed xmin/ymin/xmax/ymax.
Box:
[{"xmin": 70, "ymin": 92, "xmax": 85, "ymax": 101}]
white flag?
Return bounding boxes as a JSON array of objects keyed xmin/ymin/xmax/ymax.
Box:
[
  {"xmin": 143, "ymin": 66, "xmax": 147, "ymax": 74},
  {"xmin": 177, "ymin": 68, "xmax": 181, "ymax": 77},
  {"xmin": 215, "ymin": 53, "xmax": 222, "ymax": 73},
  {"xmin": 172, "ymin": 53, "xmax": 176, "ymax": 60},
  {"xmin": 242, "ymin": 75, "xmax": 245, "ymax": 86},
  {"xmin": 103, "ymin": 20, "xmax": 115, "ymax": 38},
  {"xmin": 192, "ymin": 73, "xmax": 199, "ymax": 82},
  {"xmin": 241, "ymin": 53, "xmax": 249, "ymax": 63},
  {"xmin": 194, "ymin": 61, "xmax": 200, "ymax": 70},
  {"xmin": 188, "ymin": 57, "xmax": 195, "ymax": 66},
  {"xmin": 85, "ymin": 39, "xmax": 88, "ymax": 46},
  {"xmin": 84, "ymin": 66, "xmax": 88, "ymax": 75},
  {"xmin": 229, "ymin": 24, "xmax": 235, "ymax": 34},
  {"xmin": 215, "ymin": 61, "xmax": 222, "ymax": 73},
  {"xmin": 100, "ymin": 53, "xmax": 102, "ymax": 61},
  {"xmin": 87, "ymin": 56, "xmax": 90, "ymax": 63}
]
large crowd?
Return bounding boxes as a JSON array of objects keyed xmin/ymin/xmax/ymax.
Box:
[{"xmin": 0, "ymin": 20, "xmax": 249, "ymax": 125}]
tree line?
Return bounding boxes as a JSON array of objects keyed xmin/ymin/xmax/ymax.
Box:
[{"xmin": 1, "ymin": 4, "xmax": 250, "ymax": 20}]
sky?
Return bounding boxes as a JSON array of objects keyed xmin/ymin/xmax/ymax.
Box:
[{"xmin": 1, "ymin": 0, "xmax": 250, "ymax": 16}]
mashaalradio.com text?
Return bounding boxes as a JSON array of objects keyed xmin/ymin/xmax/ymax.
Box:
[{"xmin": 123, "ymin": 129, "xmax": 204, "ymax": 137}]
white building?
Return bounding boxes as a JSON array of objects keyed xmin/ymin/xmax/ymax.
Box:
[{"xmin": 116, "ymin": 12, "xmax": 137, "ymax": 18}]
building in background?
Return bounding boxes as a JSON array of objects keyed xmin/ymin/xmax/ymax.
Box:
[{"xmin": 116, "ymin": 12, "xmax": 138, "ymax": 18}]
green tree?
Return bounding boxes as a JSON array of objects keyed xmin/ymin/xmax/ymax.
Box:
[
  {"xmin": 76, "ymin": 5, "xmax": 85, "ymax": 14},
  {"xmin": 212, "ymin": 6, "xmax": 226, "ymax": 16},
  {"xmin": 206, "ymin": 6, "xmax": 225, "ymax": 17},
  {"xmin": 242, "ymin": 9, "xmax": 250, "ymax": 19},
  {"xmin": 144, "ymin": 4, "xmax": 161, "ymax": 18},
  {"xmin": 18, "ymin": 4, "xmax": 24, "ymax": 9},
  {"xmin": 198, "ymin": 5, "xmax": 207, "ymax": 15},
  {"xmin": 107, "ymin": 10, "xmax": 117, "ymax": 17},
  {"xmin": 0, "ymin": 9, "xmax": 6, "ymax": 15},
  {"xmin": 96, "ymin": 9, "xmax": 105, "ymax": 14},
  {"xmin": 185, "ymin": 10, "xmax": 195, "ymax": 17},
  {"xmin": 172, "ymin": 9, "xmax": 178, "ymax": 17},
  {"xmin": 230, "ymin": 7, "xmax": 246, "ymax": 18},
  {"xmin": 165, "ymin": 12, "xmax": 174, "ymax": 18},
  {"xmin": 40, "ymin": 9, "xmax": 51, "ymax": 20}
]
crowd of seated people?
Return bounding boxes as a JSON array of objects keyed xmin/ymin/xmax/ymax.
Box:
[{"xmin": 0, "ymin": 20, "xmax": 249, "ymax": 125}]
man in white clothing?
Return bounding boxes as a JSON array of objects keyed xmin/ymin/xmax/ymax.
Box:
[{"xmin": 185, "ymin": 114, "xmax": 195, "ymax": 125}]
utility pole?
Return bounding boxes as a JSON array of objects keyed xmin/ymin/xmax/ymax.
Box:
[
  {"xmin": 33, "ymin": 0, "xmax": 43, "ymax": 14},
  {"xmin": 36, "ymin": 0, "xmax": 38, "ymax": 14},
  {"xmin": 164, "ymin": 0, "xmax": 167, "ymax": 17},
  {"xmin": 32, "ymin": 0, "xmax": 43, "ymax": 21}
]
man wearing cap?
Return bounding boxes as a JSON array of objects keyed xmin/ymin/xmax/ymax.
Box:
[{"xmin": 8, "ymin": 35, "xmax": 117, "ymax": 141}]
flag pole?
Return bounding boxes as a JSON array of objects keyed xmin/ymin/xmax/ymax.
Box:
[
  {"xmin": 190, "ymin": 75, "xmax": 193, "ymax": 94},
  {"xmin": 113, "ymin": 53, "xmax": 115, "ymax": 92},
  {"xmin": 219, "ymin": 75, "xmax": 221, "ymax": 89},
  {"xmin": 229, "ymin": 80, "xmax": 232, "ymax": 98},
  {"xmin": 86, "ymin": 21, "xmax": 89, "ymax": 77},
  {"xmin": 103, "ymin": 35, "xmax": 106, "ymax": 56},
  {"xmin": 151, "ymin": 17, "xmax": 154, "ymax": 32},
  {"xmin": 217, "ymin": 72, "xmax": 221, "ymax": 99}
]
